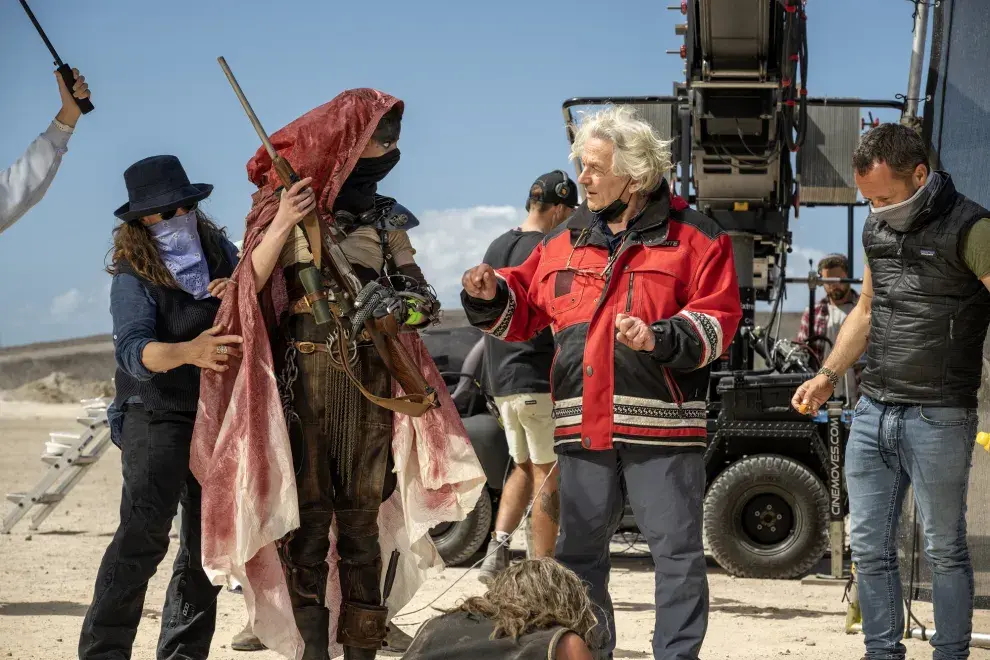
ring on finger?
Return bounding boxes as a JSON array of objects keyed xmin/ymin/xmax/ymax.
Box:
[{"xmin": 216, "ymin": 345, "xmax": 228, "ymax": 355}]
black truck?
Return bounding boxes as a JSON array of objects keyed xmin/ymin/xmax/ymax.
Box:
[{"xmin": 422, "ymin": 320, "xmax": 852, "ymax": 580}]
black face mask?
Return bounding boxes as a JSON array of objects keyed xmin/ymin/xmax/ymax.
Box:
[
  {"xmin": 593, "ymin": 178, "xmax": 632, "ymax": 225},
  {"xmin": 334, "ymin": 149, "xmax": 401, "ymax": 214}
]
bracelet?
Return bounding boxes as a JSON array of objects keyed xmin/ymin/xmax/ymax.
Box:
[
  {"xmin": 52, "ymin": 117, "xmax": 74, "ymax": 134},
  {"xmin": 817, "ymin": 366, "xmax": 840, "ymax": 388}
]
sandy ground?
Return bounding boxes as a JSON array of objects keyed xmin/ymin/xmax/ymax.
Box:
[{"xmin": 1, "ymin": 402, "xmax": 988, "ymax": 660}]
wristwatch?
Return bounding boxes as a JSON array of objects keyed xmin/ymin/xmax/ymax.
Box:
[
  {"xmin": 52, "ymin": 117, "xmax": 74, "ymax": 134},
  {"xmin": 817, "ymin": 366, "xmax": 840, "ymax": 389}
]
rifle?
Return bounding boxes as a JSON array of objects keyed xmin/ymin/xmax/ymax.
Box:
[
  {"xmin": 18, "ymin": 0, "xmax": 94, "ymax": 115},
  {"xmin": 218, "ymin": 57, "xmax": 438, "ymax": 418}
]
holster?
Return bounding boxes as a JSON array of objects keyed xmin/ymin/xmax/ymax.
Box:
[{"xmin": 337, "ymin": 601, "xmax": 389, "ymax": 650}]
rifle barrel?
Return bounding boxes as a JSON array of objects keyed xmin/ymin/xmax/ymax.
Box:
[
  {"xmin": 18, "ymin": 0, "xmax": 63, "ymax": 65},
  {"xmin": 217, "ymin": 56, "xmax": 278, "ymax": 160}
]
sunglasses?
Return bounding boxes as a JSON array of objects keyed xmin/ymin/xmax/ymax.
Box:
[
  {"xmin": 561, "ymin": 227, "xmax": 625, "ymax": 281},
  {"xmin": 160, "ymin": 203, "xmax": 198, "ymax": 221}
]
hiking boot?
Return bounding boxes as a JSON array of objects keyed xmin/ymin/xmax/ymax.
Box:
[
  {"xmin": 380, "ymin": 624, "xmax": 413, "ymax": 656},
  {"xmin": 293, "ymin": 606, "xmax": 331, "ymax": 660},
  {"xmin": 230, "ymin": 622, "xmax": 266, "ymax": 652},
  {"xmin": 477, "ymin": 535, "xmax": 511, "ymax": 586}
]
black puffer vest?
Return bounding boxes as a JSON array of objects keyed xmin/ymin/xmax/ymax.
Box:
[
  {"xmin": 113, "ymin": 236, "xmax": 234, "ymax": 412},
  {"xmin": 860, "ymin": 173, "xmax": 990, "ymax": 408}
]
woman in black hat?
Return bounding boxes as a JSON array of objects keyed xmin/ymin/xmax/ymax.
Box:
[{"xmin": 78, "ymin": 155, "xmax": 243, "ymax": 659}]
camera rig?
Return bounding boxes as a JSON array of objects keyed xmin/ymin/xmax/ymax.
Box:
[{"xmin": 560, "ymin": 0, "xmax": 928, "ymax": 580}]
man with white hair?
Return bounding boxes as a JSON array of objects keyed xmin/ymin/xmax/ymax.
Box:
[{"xmin": 460, "ymin": 106, "xmax": 742, "ymax": 660}]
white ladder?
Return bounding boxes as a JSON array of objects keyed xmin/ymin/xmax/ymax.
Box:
[{"xmin": 2, "ymin": 398, "xmax": 113, "ymax": 534}]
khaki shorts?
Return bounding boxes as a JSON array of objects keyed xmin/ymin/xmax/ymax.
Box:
[{"xmin": 493, "ymin": 393, "xmax": 556, "ymax": 466}]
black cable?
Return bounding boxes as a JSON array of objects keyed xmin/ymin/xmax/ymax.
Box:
[
  {"xmin": 763, "ymin": 255, "xmax": 787, "ymax": 367},
  {"xmin": 796, "ymin": 9, "xmax": 809, "ymax": 149}
]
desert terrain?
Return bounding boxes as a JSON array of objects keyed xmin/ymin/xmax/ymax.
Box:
[
  {"xmin": 2, "ymin": 399, "xmax": 987, "ymax": 660},
  {"xmin": 2, "ymin": 316, "xmax": 989, "ymax": 659}
]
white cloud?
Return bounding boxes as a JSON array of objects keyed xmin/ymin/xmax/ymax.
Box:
[
  {"xmin": 49, "ymin": 281, "xmax": 112, "ymax": 323},
  {"xmin": 50, "ymin": 288, "xmax": 83, "ymax": 318},
  {"xmin": 410, "ymin": 210, "xmax": 837, "ymax": 314},
  {"xmin": 788, "ymin": 245, "xmax": 827, "ymax": 272},
  {"xmin": 413, "ymin": 205, "xmax": 527, "ymax": 305}
]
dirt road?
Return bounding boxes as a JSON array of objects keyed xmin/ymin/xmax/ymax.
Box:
[{"xmin": 0, "ymin": 402, "xmax": 985, "ymax": 659}]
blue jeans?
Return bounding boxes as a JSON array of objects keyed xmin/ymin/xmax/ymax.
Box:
[{"xmin": 846, "ymin": 395, "xmax": 977, "ymax": 660}]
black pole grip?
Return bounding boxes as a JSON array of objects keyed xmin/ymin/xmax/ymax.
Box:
[{"xmin": 57, "ymin": 63, "xmax": 93, "ymax": 114}]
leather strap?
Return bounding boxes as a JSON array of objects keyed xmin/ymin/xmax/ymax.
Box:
[
  {"xmin": 331, "ymin": 317, "xmax": 437, "ymax": 417},
  {"xmin": 291, "ymin": 341, "xmax": 330, "ymax": 354},
  {"xmin": 291, "ymin": 331, "xmax": 437, "ymax": 418},
  {"xmin": 337, "ymin": 601, "xmax": 388, "ymax": 649},
  {"xmin": 302, "ymin": 213, "xmax": 323, "ymax": 269},
  {"xmin": 289, "ymin": 295, "xmax": 339, "ymax": 317}
]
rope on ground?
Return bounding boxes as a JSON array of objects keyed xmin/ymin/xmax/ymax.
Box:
[{"xmin": 391, "ymin": 460, "xmax": 559, "ymax": 620}]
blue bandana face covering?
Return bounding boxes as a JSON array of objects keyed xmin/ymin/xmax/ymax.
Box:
[{"xmin": 146, "ymin": 210, "xmax": 211, "ymax": 299}]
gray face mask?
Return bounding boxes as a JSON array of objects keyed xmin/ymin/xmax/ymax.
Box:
[{"xmin": 867, "ymin": 170, "xmax": 942, "ymax": 233}]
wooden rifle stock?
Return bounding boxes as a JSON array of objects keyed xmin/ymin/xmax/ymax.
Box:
[
  {"xmin": 270, "ymin": 157, "xmax": 325, "ymax": 270},
  {"xmin": 370, "ymin": 316, "xmax": 437, "ymax": 411}
]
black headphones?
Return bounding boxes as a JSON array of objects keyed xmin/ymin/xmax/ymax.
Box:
[{"xmin": 553, "ymin": 169, "xmax": 571, "ymax": 201}]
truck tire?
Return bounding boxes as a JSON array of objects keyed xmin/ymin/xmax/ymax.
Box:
[
  {"xmin": 429, "ymin": 487, "xmax": 493, "ymax": 567},
  {"xmin": 704, "ymin": 454, "xmax": 828, "ymax": 579}
]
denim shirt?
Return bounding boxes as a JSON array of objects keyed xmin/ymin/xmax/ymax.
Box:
[{"xmin": 107, "ymin": 239, "xmax": 239, "ymax": 446}]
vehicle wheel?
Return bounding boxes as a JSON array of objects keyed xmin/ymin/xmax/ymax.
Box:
[
  {"xmin": 429, "ymin": 487, "xmax": 493, "ymax": 567},
  {"xmin": 704, "ymin": 454, "xmax": 828, "ymax": 579}
]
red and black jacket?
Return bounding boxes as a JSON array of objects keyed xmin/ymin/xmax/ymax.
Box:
[{"xmin": 463, "ymin": 181, "xmax": 742, "ymax": 453}]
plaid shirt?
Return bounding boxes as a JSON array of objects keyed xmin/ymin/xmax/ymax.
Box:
[{"xmin": 796, "ymin": 289, "xmax": 861, "ymax": 366}]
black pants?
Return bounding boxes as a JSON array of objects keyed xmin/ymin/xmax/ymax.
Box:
[
  {"xmin": 556, "ymin": 447, "xmax": 708, "ymax": 660},
  {"xmin": 277, "ymin": 315, "xmax": 393, "ymax": 645},
  {"xmin": 78, "ymin": 406, "xmax": 221, "ymax": 660}
]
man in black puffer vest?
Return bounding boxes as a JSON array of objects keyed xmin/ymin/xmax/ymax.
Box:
[{"xmin": 793, "ymin": 123, "xmax": 990, "ymax": 660}]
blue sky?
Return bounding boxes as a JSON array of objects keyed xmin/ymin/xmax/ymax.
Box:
[{"xmin": 0, "ymin": 0, "xmax": 922, "ymax": 347}]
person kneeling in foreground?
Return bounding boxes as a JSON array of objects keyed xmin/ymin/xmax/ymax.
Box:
[{"xmin": 403, "ymin": 558, "xmax": 597, "ymax": 660}]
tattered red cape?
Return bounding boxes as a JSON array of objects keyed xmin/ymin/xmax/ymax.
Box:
[{"xmin": 190, "ymin": 89, "xmax": 485, "ymax": 659}]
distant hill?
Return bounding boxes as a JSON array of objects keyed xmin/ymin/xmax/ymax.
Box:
[{"xmin": 0, "ymin": 309, "xmax": 803, "ymax": 391}]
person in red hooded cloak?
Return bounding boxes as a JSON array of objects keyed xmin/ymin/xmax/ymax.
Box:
[{"xmin": 190, "ymin": 89, "xmax": 486, "ymax": 660}]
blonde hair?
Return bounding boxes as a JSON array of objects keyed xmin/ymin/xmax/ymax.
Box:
[
  {"xmin": 453, "ymin": 558, "xmax": 599, "ymax": 646},
  {"xmin": 570, "ymin": 105, "xmax": 673, "ymax": 194}
]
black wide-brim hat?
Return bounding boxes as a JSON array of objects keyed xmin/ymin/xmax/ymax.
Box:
[{"xmin": 114, "ymin": 155, "xmax": 213, "ymax": 222}]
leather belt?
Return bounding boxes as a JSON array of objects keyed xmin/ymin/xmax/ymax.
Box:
[
  {"xmin": 291, "ymin": 341, "xmax": 330, "ymax": 354},
  {"xmin": 289, "ymin": 294, "xmax": 340, "ymax": 317},
  {"xmin": 290, "ymin": 335, "xmax": 372, "ymax": 354}
]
